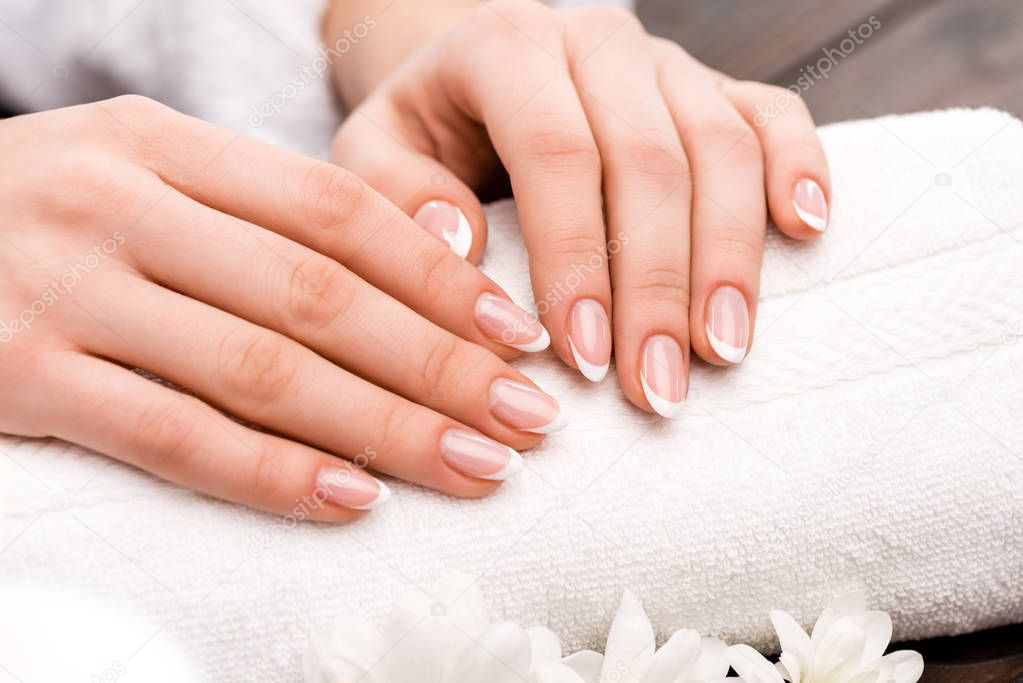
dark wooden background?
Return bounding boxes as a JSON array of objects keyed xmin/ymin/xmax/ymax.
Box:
[
  {"xmin": 633, "ymin": 0, "xmax": 1023, "ymax": 680},
  {"xmin": 637, "ymin": 0, "xmax": 1023, "ymax": 122}
]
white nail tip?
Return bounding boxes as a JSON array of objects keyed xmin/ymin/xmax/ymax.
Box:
[
  {"xmin": 445, "ymin": 208, "xmax": 473, "ymax": 258},
  {"xmin": 349, "ymin": 479, "xmax": 391, "ymax": 511},
  {"xmin": 793, "ymin": 199, "xmax": 827, "ymax": 232},
  {"xmin": 524, "ymin": 409, "xmax": 568, "ymax": 434},
  {"xmin": 568, "ymin": 337, "xmax": 609, "ymax": 382},
  {"xmin": 640, "ymin": 373, "xmax": 685, "ymax": 419},
  {"xmin": 478, "ymin": 448, "xmax": 525, "ymax": 481},
  {"xmin": 508, "ymin": 325, "xmax": 551, "ymax": 353},
  {"xmin": 706, "ymin": 326, "xmax": 747, "ymax": 364}
]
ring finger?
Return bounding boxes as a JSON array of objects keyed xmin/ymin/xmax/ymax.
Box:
[
  {"xmin": 657, "ymin": 42, "xmax": 767, "ymax": 366},
  {"xmin": 80, "ymin": 273, "xmax": 529, "ymax": 497}
]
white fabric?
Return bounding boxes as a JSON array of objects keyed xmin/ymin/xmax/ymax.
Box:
[
  {"xmin": 2, "ymin": 107, "xmax": 1022, "ymax": 682},
  {"xmin": 0, "ymin": 0, "xmax": 340, "ymax": 158}
]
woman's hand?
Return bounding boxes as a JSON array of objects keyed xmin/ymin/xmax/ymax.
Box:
[
  {"xmin": 327, "ymin": 0, "xmax": 831, "ymax": 417},
  {"xmin": 0, "ymin": 96, "xmax": 565, "ymax": 522}
]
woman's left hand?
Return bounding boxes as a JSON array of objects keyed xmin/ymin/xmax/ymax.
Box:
[{"xmin": 328, "ymin": 0, "xmax": 831, "ymax": 418}]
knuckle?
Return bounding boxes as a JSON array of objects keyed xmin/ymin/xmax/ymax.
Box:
[
  {"xmin": 691, "ymin": 118, "xmax": 762, "ymax": 160},
  {"xmin": 486, "ymin": 0, "xmax": 551, "ymax": 29},
  {"xmin": 419, "ymin": 336, "xmax": 465, "ymax": 395},
  {"xmin": 627, "ymin": 262, "xmax": 691, "ymax": 303},
  {"xmin": 541, "ymin": 226, "xmax": 606, "ymax": 263},
  {"xmin": 377, "ymin": 400, "xmax": 416, "ymax": 446},
  {"xmin": 417, "ymin": 247, "xmax": 464, "ymax": 301},
  {"xmin": 102, "ymin": 94, "xmax": 168, "ymax": 121},
  {"xmin": 708, "ymin": 224, "xmax": 764, "ymax": 266},
  {"xmin": 247, "ymin": 441, "xmax": 289, "ymax": 505},
  {"xmin": 520, "ymin": 117, "xmax": 601, "ymax": 170},
  {"xmin": 575, "ymin": 5, "xmax": 642, "ymax": 34},
  {"xmin": 134, "ymin": 399, "xmax": 202, "ymax": 472},
  {"xmin": 619, "ymin": 130, "xmax": 691, "ymax": 186},
  {"xmin": 39, "ymin": 152, "xmax": 141, "ymax": 221},
  {"xmin": 283, "ymin": 255, "xmax": 354, "ymax": 329},
  {"xmin": 221, "ymin": 330, "xmax": 298, "ymax": 405},
  {"xmin": 300, "ymin": 163, "xmax": 368, "ymax": 233}
]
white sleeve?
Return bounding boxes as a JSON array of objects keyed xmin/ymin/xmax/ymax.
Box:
[{"xmin": 0, "ymin": 0, "xmax": 342, "ymax": 158}]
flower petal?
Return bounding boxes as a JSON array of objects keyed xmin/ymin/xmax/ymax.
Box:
[
  {"xmin": 600, "ymin": 590, "xmax": 655, "ymax": 683},
  {"xmin": 727, "ymin": 644, "xmax": 785, "ymax": 683},
  {"xmin": 433, "ymin": 572, "xmax": 491, "ymax": 640},
  {"xmin": 533, "ymin": 662, "xmax": 590, "ymax": 683},
  {"xmin": 876, "ymin": 650, "xmax": 925, "ymax": 683},
  {"xmin": 777, "ymin": 651, "xmax": 802, "ymax": 683},
  {"xmin": 770, "ymin": 610, "xmax": 813, "ymax": 681},
  {"xmin": 528, "ymin": 626, "xmax": 563, "ymax": 665},
  {"xmin": 561, "ymin": 651, "xmax": 604, "ymax": 683},
  {"xmin": 810, "ymin": 590, "xmax": 867, "ymax": 646},
  {"xmin": 690, "ymin": 637, "xmax": 732, "ymax": 680},
  {"xmin": 857, "ymin": 611, "xmax": 893, "ymax": 665},
  {"xmin": 644, "ymin": 629, "xmax": 701, "ymax": 683},
  {"xmin": 304, "ymin": 616, "xmax": 391, "ymax": 683},
  {"xmin": 379, "ymin": 616, "xmax": 450, "ymax": 683},
  {"xmin": 813, "ymin": 615, "xmax": 868, "ymax": 681},
  {"xmin": 447, "ymin": 621, "xmax": 532, "ymax": 683}
]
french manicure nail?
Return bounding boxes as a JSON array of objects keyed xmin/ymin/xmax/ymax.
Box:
[
  {"xmin": 440, "ymin": 429, "xmax": 523, "ymax": 480},
  {"xmin": 567, "ymin": 299, "xmax": 611, "ymax": 382},
  {"xmin": 792, "ymin": 178, "xmax": 828, "ymax": 231},
  {"xmin": 640, "ymin": 335, "xmax": 687, "ymax": 418},
  {"xmin": 475, "ymin": 292, "xmax": 550, "ymax": 352},
  {"xmin": 705, "ymin": 285, "xmax": 750, "ymax": 364},
  {"xmin": 488, "ymin": 378, "xmax": 566, "ymax": 434},
  {"xmin": 413, "ymin": 199, "xmax": 473, "ymax": 258},
  {"xmin": 316, "ymin": 467, "xmax": 391, "ymax": 510}
]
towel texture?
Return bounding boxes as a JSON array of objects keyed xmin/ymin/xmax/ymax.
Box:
[{"xmin": 1, "ymin": 107, "xmax": 1021, "ymax": 681}]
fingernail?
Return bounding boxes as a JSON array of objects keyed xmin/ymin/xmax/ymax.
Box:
[
  {"xmin": 475, "ymin": 292, "xmax": 550, "ymax": 352},
  {"xmin": 316, "ymin": 467, "xmax": 391, "ymax": 510},
  {"xmin": 793, "ymin": 178, "xmax": 828, "ymax": 231},
  {"xmin": 640, "ymin": 335, "xmax": 687, "ymax": 418},
  {"xmin": 567, "ymin": 299, "xmax": 611, "ymax": 382},
  {"xmin": 488, "ymin": 378, "xmax": 566, "ymax": 434},
  {"xmin": 440, "ymin": 429, "xmax": 524, "ymax": 480},
  {"xmin": 413, "ymin": 199, "xmax": 473, "ymax": 258},
  {"xmin": 705, "ymin": 285, "xmax": 750, "ymax": 364}
]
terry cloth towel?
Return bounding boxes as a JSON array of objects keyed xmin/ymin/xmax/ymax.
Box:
[{"xmin": 1, "ymin": 108, "xmax": 1021, "ymax": 682}]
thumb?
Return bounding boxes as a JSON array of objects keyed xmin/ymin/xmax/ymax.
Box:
[{"xmin": 330, "ymin": 99, "xmax": 489, "ymax": 264}]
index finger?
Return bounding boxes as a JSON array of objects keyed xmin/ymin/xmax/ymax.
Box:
[{"xmin": 97, "ymin": 95, "xmax": 550, "ymax": 358}]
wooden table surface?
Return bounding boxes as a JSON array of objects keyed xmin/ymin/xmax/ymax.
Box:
[{"xmin": 634, "ymin": 1, "xmax": 1023, "ymax": 680}]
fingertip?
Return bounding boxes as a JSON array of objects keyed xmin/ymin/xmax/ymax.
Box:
[{"xmin": 773, "ymin": 176, "xmax": 830, "ymax": 239}]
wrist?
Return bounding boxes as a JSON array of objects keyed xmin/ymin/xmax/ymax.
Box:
[{"xmin": 323, "ymin": 0, "xmax": 477, "ymax": 110}]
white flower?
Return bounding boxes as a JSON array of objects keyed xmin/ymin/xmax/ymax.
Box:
[
  {"xmin": 304, "ymin": 573, "xmax": 534, "ymax": 683},
  {"xmin": 726, "ymin": 591, "xmax": 924, "ymax": 683},
  {"xmin": 537, "ymin": 590, "xmax": 732, "ymax": 683},
  {"xmin": 304, "ymin": 579, "xmax": 731, "ymax": 683}
]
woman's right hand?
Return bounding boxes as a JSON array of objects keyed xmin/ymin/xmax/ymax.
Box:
[{"xmin": 0, "ymin": 96, "xmax": 563, "ymax": 522}]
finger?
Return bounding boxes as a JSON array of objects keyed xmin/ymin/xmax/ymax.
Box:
[
  {"xmin": 565, "ymin": 8, "xmax": 690, "ymax": 417},
  {"xmin": 723, "ymin": 80, "xmax": 831, "ymax": 238},
  {"xmin": 331, "ymin": 98, "xmax": 488, "ymax": 262},
  {"xmin": 98, "ymin": 95, "xmax": 549, "ymax": 358},
  {"xmin": 82, "ymin": 273, "xmax": 522, "ymax": 496},
  {"xmin": 43, "ymin": 352, "xmax": 387, "ymax": 521},
  {"xmin": 657, "ymin": 46, "xmax": 766, "ymax": 366},
  {"xmin": 445, "ymin": 2, "xmax": 613, "ymax": 381},
  {"xmin": 124, "ymin": 187, "xmax": 565, "ymax": 442}
]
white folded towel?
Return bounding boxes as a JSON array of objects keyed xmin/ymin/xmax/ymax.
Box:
[{"xmin": 2, "ymin": 107, "xmax": 1021, "ymax": 682}]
